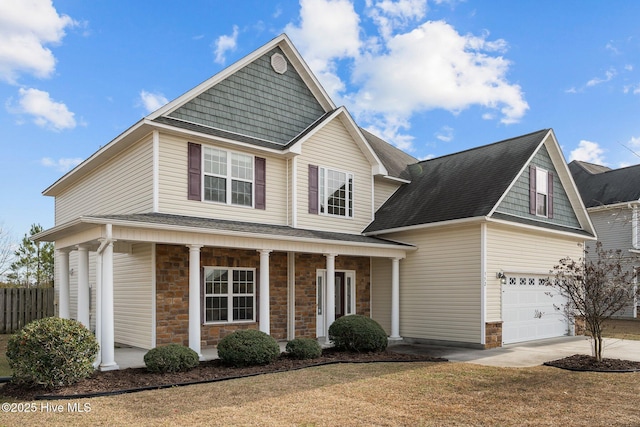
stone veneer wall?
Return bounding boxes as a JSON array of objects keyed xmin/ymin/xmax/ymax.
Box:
[
  {"xmin": 484, "ymin": 321, "xmax": 503, "ymax": 349},
  {"xmin": 155, "ymin": 244, "xmax": 370, "ymax": 347}
]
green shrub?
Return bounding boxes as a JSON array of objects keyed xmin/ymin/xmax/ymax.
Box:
[
  {"xmin": 144, "ymin": 344, "xmax": 200, "ymax": 373},
  {"xmin": 6, "ymin": 317, "xmax": 99, "ymax": 388},
  {"xmin": 285, "ymin": 338, "xmax": 322, "ymax": 360},
  {"xmin": 217, "ymin": 329, "xmax": 280, "ymax": 367},
  {"xmin": 328, "ymin": 315, "xmax": 388, "ymax": 353}
]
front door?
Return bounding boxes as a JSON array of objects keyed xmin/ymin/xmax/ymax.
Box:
[{"xmin": 316, "ymin": 270, "xmax": 354, "ymax": 337}]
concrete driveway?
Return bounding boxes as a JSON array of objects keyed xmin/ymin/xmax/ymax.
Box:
[{"xmin": 390, "ymin": 336, "xmax": 640, "ymax": 367}]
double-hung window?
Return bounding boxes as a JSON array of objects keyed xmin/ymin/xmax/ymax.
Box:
[
  {"xmin": 203, "ymin": 147, "xmax": 253, "ymax": 207},
  {"xmin": 319, "ymin": 167, "xmax": 353, "ymax": 218},
  {"xmin": 204, "ymin": 267, "xmax": 255, "ymax": 323},
  {"xmin": 529, "ymin": 165, "xmax": 553, "ymax": 218},
  {"xmin": 535, "ymin": 168, "xmax": 548, "ymax": 217}
]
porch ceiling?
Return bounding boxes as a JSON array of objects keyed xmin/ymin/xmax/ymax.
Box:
[{"xmin": 34, "ymin": 212, "xmax": 414, "ymax": 258}]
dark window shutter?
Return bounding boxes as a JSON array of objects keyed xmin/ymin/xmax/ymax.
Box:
[
  {"xmin": 547, "ymin": 171, "xmax": 554, "ymax": 219},
  {"xmin": 529, "ymin": 165, "xmax": 537, "ymax": 215},
  {"xmin": 255, "ymin": 157, "xmax": 266, "ymax": 210},
  {"xmin": 308, "ymin": 164, "xmax": 318, "ymax": 214},
  {"xmin": 188, "ymin": 142, "xmax": 202, "ymax": 201}
]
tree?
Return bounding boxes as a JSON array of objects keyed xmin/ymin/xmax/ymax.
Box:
[
  {"xmin": 7, "ymin": 224, "xmax": 54, "ymax": 287},
  {"xmin": 0, "ymin": 224, "xmax": 15, "ymax": 281},
  {"xmin": 549, "ymin": 242, "xmax": 637, "ymax": 361}
]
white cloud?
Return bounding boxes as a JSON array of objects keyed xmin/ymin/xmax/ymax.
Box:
[
  {"xmin": 213, "ymin": 25, "xmax": 239, "ymax": 64},
  {"xmin": 41, "ymin": 157, "xmax": 83, "ymax": 172},
  {"xmin": 569, "ymin": 140, "xmax": 606, "ymax": 165},
  {"xmin": 139, "ymin": 90, "xmax": 168, "ymax": 113},
  {"xmin": 628, "ymin": 136, "xmax": 640, "ymax": 147},
  {"xmin": 586, "ymin": 67, "xmax": 617, "ymax": 87},
  {"xmin": 350, "ymin": 21, "xmax": 527, "ymax": 125},
  {"xmin": 366, "ymin": 0, "xmax": 427, "ymax": 40},
  {"xmin": 0, "ymin": 0, "xmax": 76, "ymax": 83},
  {"xmin": 285, "ymin": 1, "xmax": 528, "ymax": 149},
  {"xmin": 623, "ymin": 83, "xmax": 640, "ymax": 95},
  {"xmin": 435, "ymin": 125, "xmax": 454, "ymax": 142},
  {"xmin": 11, "ymin": 87, "xmax": 76, "ymax": 130},
  {"xmin": 285, "ymin": 0, "xmax": 361, "ymax": 96}
]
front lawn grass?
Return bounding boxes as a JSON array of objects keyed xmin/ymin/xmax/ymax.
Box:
[{"xmin": 1, "ymin": 362, "xmax": 639, "ymax": 426}]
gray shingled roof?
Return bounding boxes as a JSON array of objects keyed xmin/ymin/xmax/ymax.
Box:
[
  {"xmin": 364, "ymin": 129, "xmax": 550, "ymax": 233},
  {"xmin": 569, "ymin": 160, "xmax": 640, "ymax": 208},
  {"xmin": 93, "ymin": 213, "xmax": 412, "ymax": 247},
  {"xmin": 360, "ymin": 129, "xmax": 417, "ymax": 180}
]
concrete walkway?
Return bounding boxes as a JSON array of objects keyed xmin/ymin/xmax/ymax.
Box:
[
  {"xmin": 390, "ymin": 336, "xmax": 640, "ymax": 367},
  {"xmin": 112, "ymin": 336, "xmax": 640, "ymax": 370}
]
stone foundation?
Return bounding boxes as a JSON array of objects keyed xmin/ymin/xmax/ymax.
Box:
[{"xmin": 484, "ymin": 321, "xmax": 503, "ymax": 349}]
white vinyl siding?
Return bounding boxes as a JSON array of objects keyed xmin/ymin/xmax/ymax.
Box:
[
  {"xmin": 370, "ymin": 257, "xmax": 393, "ymax": 333},
  {"xmin": 373, "ymin": 177, "xmax": 401, "ymax": 211},
  {"xmin": 373, "ymin": 225, "xmax": 482, "ymax": 344},
  {"xmin": 586, "ymin": 209, "xmax": 637, "ymax": 318},
  {"xmin": 158, "ymin": 133, "xmax": 287, "ymax": 224},
  {"xmin": 59, "ymin": 244, "xmax": 153, "ymax": 349},
  {"xmin": 113, "ymin": 243, "xmax": 154, "ymax": 349},
  {"xmin": 55, "ymin": 137, "xmax": 154, "ymax": 225},
  {"xmin": 485, "ymin": 223, "xmax": 584, "ymax": 322},
  {"xmin": 297, "ymin": 119, "xmax": 373, "ymax": 234}
]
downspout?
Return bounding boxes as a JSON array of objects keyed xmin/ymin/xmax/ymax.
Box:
[{"xmin": 480, "ymin": 222, "xmax": 487, "ymax": 346}]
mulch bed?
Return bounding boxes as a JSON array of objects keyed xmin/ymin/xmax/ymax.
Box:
[
  {"xmin": 0, "ymin": 349, "xmax": 445, "ymax": 401},
  {"xmin": 544, "ymin": 354, "xmax": 640, "ymax": 372}
]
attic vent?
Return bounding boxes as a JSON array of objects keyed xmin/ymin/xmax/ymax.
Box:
[{"xmin": 271, "ymin": 53, "xmax": 287, "ymax": 74}]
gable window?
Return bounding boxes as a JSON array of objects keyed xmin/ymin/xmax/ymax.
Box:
[
  {"xmin": 529, "ymin": 165, "xmax": 554, "ymax": 218},
  {"xmin": 316, "ymin": 166, "xmax": 353, "ymax": 218},
  {"xmin": 536, "ymin": 168, "xmax": 548, "ymax": 216},
  {"xmin": 204, "ymin": 267, "xmax": 255, "ymax": 323},
  {"xmin": 203, "ymin": 147, "xmax": 253, "ymax": 207}
]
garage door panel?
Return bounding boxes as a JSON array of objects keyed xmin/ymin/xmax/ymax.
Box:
[{"xmin": 502, "ymin": 275, "xmax": 569, "ymax": 345}]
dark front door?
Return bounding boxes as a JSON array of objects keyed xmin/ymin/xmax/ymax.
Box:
[{"xmin": 334, "ymin": 272, "xmax": 345, "ymax": 318}]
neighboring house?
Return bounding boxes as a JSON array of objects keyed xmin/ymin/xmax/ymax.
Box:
[
  {"xmin": 569, "ymin": 160, "xmax": 640, "ymax": 318},
  {"xmin": 35, "ymin": 34, "xmax": 595, "ymax": 371}
]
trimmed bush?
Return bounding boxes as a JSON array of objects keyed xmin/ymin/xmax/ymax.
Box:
[
  {"xmin": 285, "ymin": 338, "xmax": 322, "ymax": 360},
  {"xmin": 328, "ymin": 315, "xmax": 388, "ymax": 353},
  {"xmin": 217, "ymin": 329, "xmax": 280, "ymax": 367},
  {"xmin": 144, "ymin": 344, "xmax": 200, "ymax": 373},
  {"xmin": 6, "ymin": 317, "xmax": 99, "ymax": 388}
]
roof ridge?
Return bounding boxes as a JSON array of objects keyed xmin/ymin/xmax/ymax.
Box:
[{"xmin": 414, "ymin": 128, "xmax": 550, "ymax": 165}]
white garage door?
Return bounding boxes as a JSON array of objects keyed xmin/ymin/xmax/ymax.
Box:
[{"xmin": 502, "ymin": 275, "xmax": 569, "ymax": 345}]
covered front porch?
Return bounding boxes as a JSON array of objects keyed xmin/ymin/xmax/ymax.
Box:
[{"xmin": 35, "ymin": 213, "xmax": 411, "ymax": 371}]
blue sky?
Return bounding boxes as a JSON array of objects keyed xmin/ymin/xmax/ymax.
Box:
[{"xmin": 1, "ymin": 0, "xmax": 640, "ymax": 243}]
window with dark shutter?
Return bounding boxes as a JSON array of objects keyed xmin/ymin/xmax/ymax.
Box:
[
  {"xmin": 255, "ymin": 157, "xmax": 266, "ymax": 210},
  {"xmin": 188, "ymin": 142, "xmax": 202, "ymax": 201},
  {"xmin": 309, "ymin": 164, "xmax": 318, "ymax": 214}
]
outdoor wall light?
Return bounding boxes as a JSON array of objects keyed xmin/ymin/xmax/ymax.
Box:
[{"xmin": 496, "ymin": 271, "xmax": 507, "ymax": 285}]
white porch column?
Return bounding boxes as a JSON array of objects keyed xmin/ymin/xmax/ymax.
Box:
[
  {"xmin": 76, "ymin": 245, "xmax": 90, "ymax": 328},
  {"xmin": 324, "ymin": 253, "xmax": 336, "ymax": 344},
  {"xmin": 57, "ymin": 249, "xmax": 70, "ymax": 319},
  {"xmin": 188, "ymin": 245, "xmax": 203, "ymax": 360},
  {"xmin": 390, "ymin": 257, "xmax": 402, "ymax": 340},
  {"xmin": 258, "ymin": 250, "xmax": 272, "ymax": 335},
  {"xmin": 99, "ymin": 234, "xmax": 118, "ymax": 371}
]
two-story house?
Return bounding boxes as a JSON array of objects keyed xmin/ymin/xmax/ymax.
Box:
[
  {"xmin": 35, "ymin": 34, "xmax": 595, "ymax": 371},
  {"xmin": 569, "ymin": 160, "xmax": 639, "ymax": 318}
]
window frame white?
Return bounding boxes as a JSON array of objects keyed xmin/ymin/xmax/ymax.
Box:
[
  {"xmin": 203, "ymin": 266, "xmax": 256, "ymax": 324},
  {"xmin": 318, "ymin": 166, "xmax": 354, "ymax": 218},
  {"xmin": 202, "ymin": 146, "xmax": 255, "ymax": 207},
  {"xmin": 535, "ymin": 167, "xmax": 549, "ymax": 217}
]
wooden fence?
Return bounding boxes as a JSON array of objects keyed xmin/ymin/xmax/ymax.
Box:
[{"xmin": 0, "ymin": 288, "xmax": 55, "ymax": 334}]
